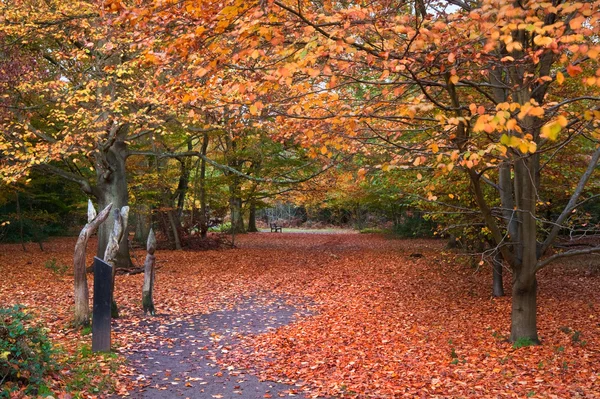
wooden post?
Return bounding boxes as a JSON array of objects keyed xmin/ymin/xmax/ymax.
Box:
[
  {"xmin": 73, "ymin": 201, "xmax": 112, "ymax": 327},
  {"xmin": 92, "ymin": 256, "xmax": 112, "ymax": 352},
  {"xmin": 142, "ymin": 229, "xmax": 157, "ymax": 315},
  {"xmin": 103, "ymin": 206, "xmax": 129, "ymax": 318}
]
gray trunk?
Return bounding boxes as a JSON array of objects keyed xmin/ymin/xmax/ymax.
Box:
[
  {"xmin": 510, "ymin": 156, "xmax": 539, "ymax": 343},
  {"xmin": 230, "ymin": 196, "xmax": 245, "ymax": 233},
  {"xmin": 510, "ymin": 274, "xmax": 539, "ymax": 344},
  {"xmin": 247, "ymin": 201, "xmax": 258, "ymax": 232},
  {"xmin": 167, "ymin": 210, "xmax": 182, "ymax": 250},
  {"xmin": 95, "ymin": 140, "xmax": 132, "ymax": 269},
  {"xmin": 133, "ymin": 205, "xmax": 152, "ymax": 245},
  {"xmin": 492, "ymin": 251, "xmax": 505, "ymax": 297},
  {"xmin": 199, "ymin": 132, "xmax": 209, "ymax": 238}
]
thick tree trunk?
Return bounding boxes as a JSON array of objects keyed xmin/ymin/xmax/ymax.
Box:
[
  {"xmin": 142, "ymin": 229, "xmax": 156, "ymax": 315},
  {"xmin": 247, "ymin": 201, "xmax": 258, "ymax": 232},
  {"xmin": 95, "ymin": 140, "xmax": 132, "ymax": 269},
  {"xmin": 510, "ymin": 157, "xmax": 540, "ymax": 343},
  {"xmin": 492, "ymin": 251, "xmax": 505, "ymax": 297},
  {"xmin": 73, "ymin": 201, "xmax": 112, "ymax": 327},
  {"xmin": 510, "ymin": 274, "xmax": 539, "ymax": 343}
]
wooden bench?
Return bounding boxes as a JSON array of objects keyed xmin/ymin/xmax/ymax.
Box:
[{"xmin": 270, "ymin": 223, "xmax": 282, "ymax": 233}]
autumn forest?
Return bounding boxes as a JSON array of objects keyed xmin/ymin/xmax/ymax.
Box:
[{"xmin": 1, "ymin": 0, "xmax": 600, "ymax": 398}]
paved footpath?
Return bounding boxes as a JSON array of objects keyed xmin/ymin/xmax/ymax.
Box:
[{"xmin": 113, "ymin": 297, "xmax": 312, "ymax": 399}]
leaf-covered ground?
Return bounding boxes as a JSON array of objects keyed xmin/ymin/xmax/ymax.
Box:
[{"xmin": 0, "ymin": 233, "xmax": 599, "ymax": 398}]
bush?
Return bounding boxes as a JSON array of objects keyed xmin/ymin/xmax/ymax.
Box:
[
  {"xmin": 393, "ymin": 213, "xmax": 436, "ymax": 238},
  {"xmin": 0, "ymin": 305, "xmax": 54, "ymax": 396}
]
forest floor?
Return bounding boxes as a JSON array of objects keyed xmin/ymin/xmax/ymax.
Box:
[{"xmin": 0, "ymin": 233, "xmax": 599, "ymax": 398}]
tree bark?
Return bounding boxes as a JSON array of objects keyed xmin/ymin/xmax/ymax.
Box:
[
  {"xmin": 73, "ymin": 201, "xmax": 112, "ymax": 327},
  {"xmin": 510, "ymin": 155, "xmax": 540, "ymax": 343},
  {"xmin": 247, "ymin": 201, "xmax": 258, "ymax": 232},
  {"xmin": 492, "ymin": 251, "xmax": 505, "ymax": 297},
  {"xmin": 95, "ymin": 138, "xmax": 132, "ymax": 269},
  {"xmin": 16, "ymin": 192, "xmax": 26, "ymax": 252},
  {"xmin": 229, "ymin": 194, "xmax": 245, "ymax": 233},
  {"xmin": 133, "ymin": 204, "xmax": 151, "ymax": 246},
  {"xmin": 199, "ymin": 132, "xmax": 210, "ymax": 238},
  {"xmin": 510, "ymin": 274, "xmax": 539, "ymax": 344},
  {"xmin": 142, "ymin": 229, "xmax": 156, "ymax": 315},
  {"xmin": 167, "ymin": 209, "xmax": 182, "ymax": 250}
]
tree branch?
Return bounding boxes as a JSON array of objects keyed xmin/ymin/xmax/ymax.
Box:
[
  {"xmin": 540, "ymin": 144, "xmax": 600, "ymax": 254},
  {"xmin": 536, "ymin": 246, "xmax": 600, "ymax": 271}
]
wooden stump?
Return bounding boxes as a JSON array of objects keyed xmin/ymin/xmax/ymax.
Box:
[
  {"xmin": 103, "ymin": 206, "xmax": 129, "ymax": 318},
  {"xmin": 142, "ymin": 229, "xmax": 157, "ymax": 315},
  {"xmin": 73, "ymin": 200, "xmax": 112, "ymax": 327}
]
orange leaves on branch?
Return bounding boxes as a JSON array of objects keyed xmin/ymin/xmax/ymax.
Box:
[
  {"xmin": 566, "ymin": 64, "xmax": 583, "ymax": 77},
  {"xmin": 541, "ymin": 115, "xmax": 569, "ymax": 141}
]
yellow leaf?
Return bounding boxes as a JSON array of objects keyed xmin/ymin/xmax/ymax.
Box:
[
  {"xmin": 518, "ymin": 142, "xmax": 529, "ymax": 153},
  {"xmin": 557, "ymin": 115, "xmax": 568, "ymax": 127},
  {"xmin": 508, "ymin": 136, "xmax": 521, "ymax": 148},
  {"xmin": 556, "ymin": 71, "xmax": 564, "ymax": 85},
  {"xmin": 0, "ymin": 351, "xmax": 9, "ymax": 360},
  {"xmin": 541, "ymin": 122, "xmax": 561, "ymax": 140},
  {"xmin": 528, "ymin": 141, "xmax": 537, "ymax": 153},
  {"xmin": 431, "ymin": 143, "xmax": 439, "ymax": 153},
  {"xmin": 249, "ymin": 104, "xmax": 258, "ymax": 115},
  {"xmin": 320, "ymin": 146, "xmax": 328, "ymax": 155},
  {"xmin": 449, "ymin": 75, "xmax": 459, "ymax": 85}
]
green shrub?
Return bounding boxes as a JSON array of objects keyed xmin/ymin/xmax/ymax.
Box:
[
  {"xmin": 393, "ymin": 213, "xmax": 436, "ymax": 237},
  {"xmin": 44, "ymin": 258, "xmax": 69, "ymax": 275},
  {"xmin": 0, "ymin": 305, "xmax": 54, "ymax": 397},
  {"xmin": 209, "ymin": 221, "xmax": 232, "ymax": 233}
]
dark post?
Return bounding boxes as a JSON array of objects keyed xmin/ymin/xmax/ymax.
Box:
[{"xmin": 92, "ymin": 256, "xmax": 112, "ymax": 352}]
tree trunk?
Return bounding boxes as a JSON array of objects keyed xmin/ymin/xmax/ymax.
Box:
[
  {"xmin": 510, "ymin": 156, "xmax": 540, "ymax": 343},
  {"xmin": 73, "ymin": 201, "xmax": 112, "ymax": 327},
  {"xmin": 510, "ymin": 274, "xmax": 539, "ymax": 343},
  {"xmin": 16, "ymin": 192, "xmax": 26, "ymax": 252},
  {"xmin": 492, "ymin": 251, "xmax": 505, "ymax": 297},
  {"xmin": 167, "ymin": 209, "xmax": 182, "ymax": 250},
  {"xmin": 247, "ymin": 201, "xmax": 258, "ymax": 232},
  {"xmin": 142, "ymin": 229, "xmax": 156, "ymax": 315},
  {"xmin": 199, "ymin": 132, "xmax": 209, "ymax": 238},
  {"xmin": 230, "ymin": 195, "xmax": 245, "ymax": 233},
  {"xmin": 133, "ymin": 205, "xmax": 151, "ymax": 246},
  {"xmin": 95, "ymin": 140, "xmax": 132, "ymax": 269}
]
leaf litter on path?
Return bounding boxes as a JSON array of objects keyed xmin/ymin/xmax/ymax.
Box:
[{"xmin": 1, "ymin": 233, "xmax": 599, "ymax": 398}]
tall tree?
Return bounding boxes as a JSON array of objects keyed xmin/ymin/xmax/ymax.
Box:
[{"xmin": 0, "ymin": 0, "xmax": 166, "ymax": 267}]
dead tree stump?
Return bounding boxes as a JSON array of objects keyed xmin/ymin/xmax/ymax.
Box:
[
  {"xmin": 142, "ymin": 229, "xmax": 157, "ymax": 315},
  {"xmin": 73, "ymin": 200, "xmax": 112, "ymax": 327},
  {"xmin": 103, "ymin": 206, "xmax": 129, "ymax": 318}
]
